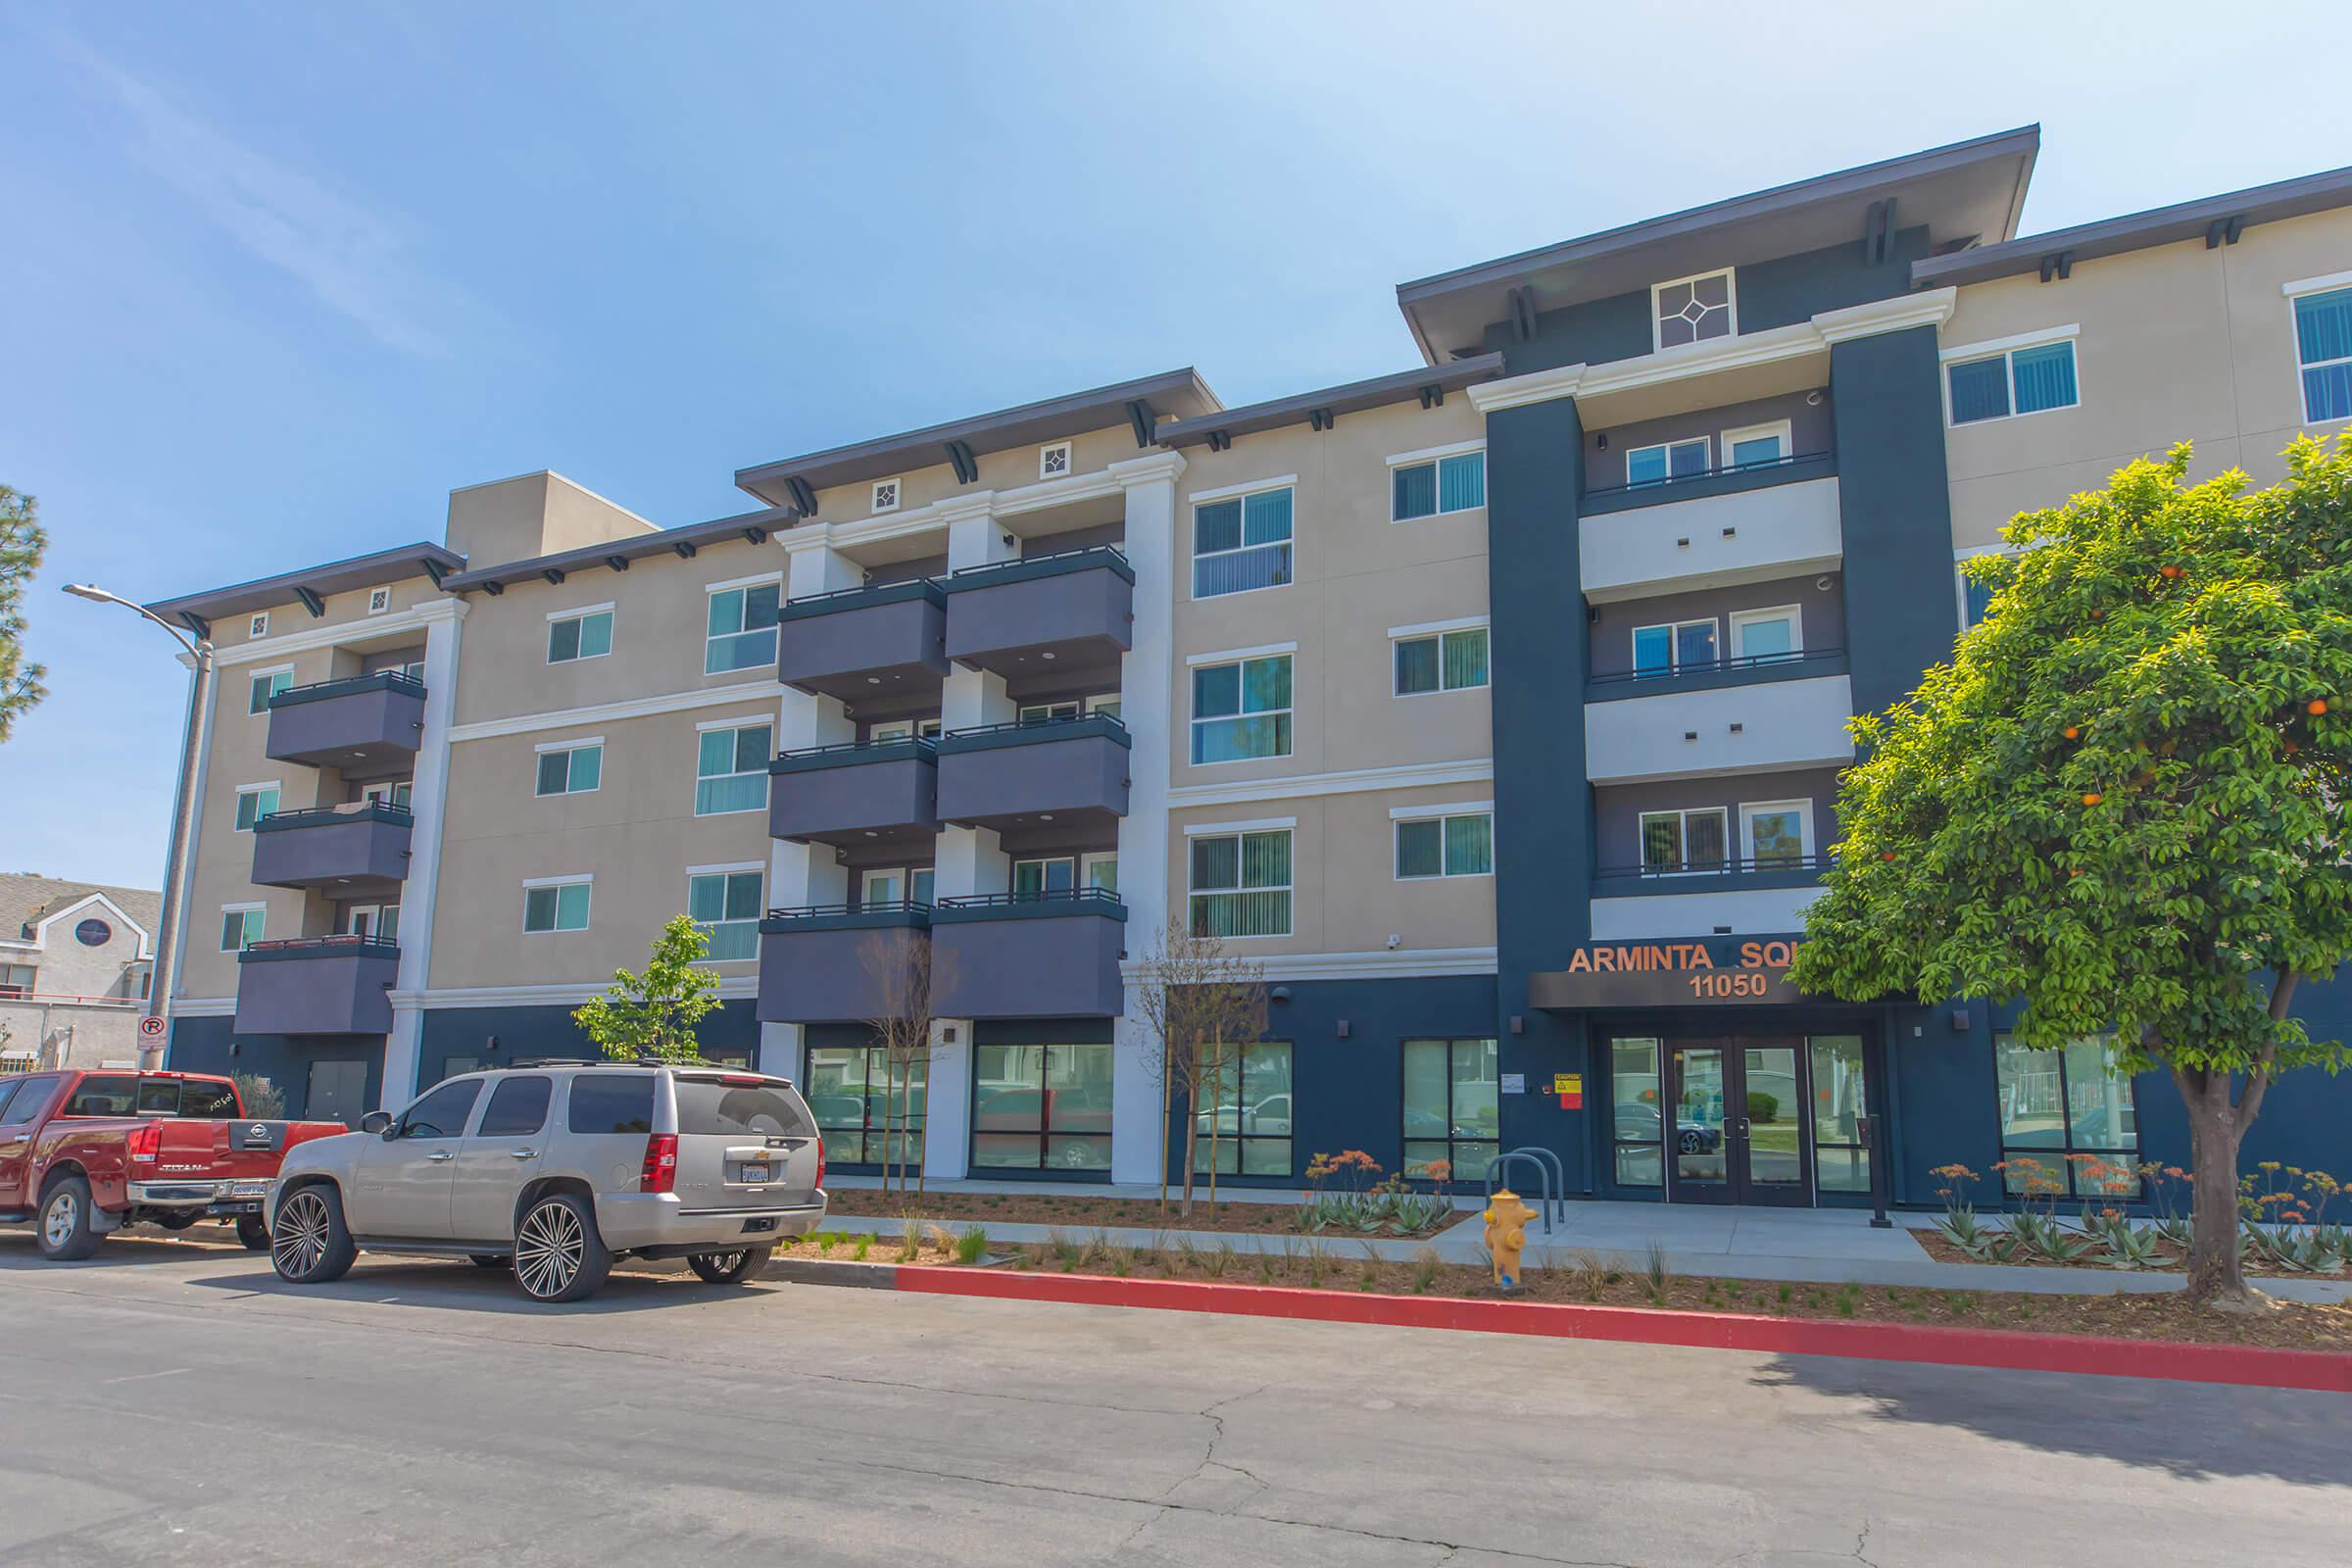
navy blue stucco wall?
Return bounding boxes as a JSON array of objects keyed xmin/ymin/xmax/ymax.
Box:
[
  {"xmin": 164, "ymin": 1015, "xmax": 383, "ymax": 1121},
  {"xmin": 415, "ymin": 1001, "xmax": 763, "ymax": 1088}
]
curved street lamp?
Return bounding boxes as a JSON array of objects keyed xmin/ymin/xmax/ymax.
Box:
[{"xmin": 63, "ymin": 583, "xmax": 215, "ymax": 1067}]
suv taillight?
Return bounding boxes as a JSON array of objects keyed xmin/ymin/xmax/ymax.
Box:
[
  {"xmin": 813, "ymin": 1135, "xmax": 825, "ymax": 1193},
  {"xmin": 128, "ymin": 1121, "xmax": 162, "ymax": 1162},
  {"xmin": 640, "ymin": 1133, "xmax": 678, "ymax": 1194}
]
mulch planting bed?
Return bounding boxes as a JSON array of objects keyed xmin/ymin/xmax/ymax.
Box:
[
  {"xmin": 823, "ymin": 1187, "xmax": 1455, "ymax": 1238},
  {"xmin": 1914, "ymin": 1229, "xmax": 2351, "ymax": 1279}
]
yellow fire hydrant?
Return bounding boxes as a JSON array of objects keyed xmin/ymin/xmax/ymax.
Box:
[{"xmin": 1483, "ymin": 1189, "xmax": 1539, "ymax": 1293}]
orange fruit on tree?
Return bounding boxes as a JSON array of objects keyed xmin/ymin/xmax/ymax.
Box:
[
  {"xmin": 2063, "ymin": 725, "xmax": 2080, "ymax": 739},
  {"xmin": 2310, "ymin": 699, "xmax": 2329, "ymax": 715},
  {"xmin": 2082, "ymin": 793, "xmax": 2102, "ymax": 807}
]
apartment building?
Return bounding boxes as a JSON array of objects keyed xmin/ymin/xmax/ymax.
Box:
[{"xmin": 154, "ymin": 126, "xmax": 2352, "ymax": 1205}]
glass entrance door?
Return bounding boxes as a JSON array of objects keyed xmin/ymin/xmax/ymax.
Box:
[{"xmin": 1666, "ymin": 1037, "xmax": 1811, "ymax": 1205}]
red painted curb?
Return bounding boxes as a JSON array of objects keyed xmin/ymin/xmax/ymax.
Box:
[{"xmin": 892, "ymin": 1266, "xmax": 2352, "ymax": 1394}]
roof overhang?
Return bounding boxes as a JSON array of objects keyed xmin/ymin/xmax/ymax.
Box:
[
  {"xmin": 734, "ymin": 368, "xmax": 1222, "ymax": 512},
  {"xmin": 1396, "ymin": 125, "xmax": 2040, "ymax": 365},
  {"xmin": 440, "ymin": 509, "xmax": 794, "ymax": 595},
  {"xmin": 1912, "ymin": 163, "xmax": 2352, "ymax": 289},
  {"xmin": 1156, "ymin": 355, "xmax": 1506, "ymax": 450},
  {"xmin": 145, "ymin": 543, "xmax": 466, "ymax": 636}
]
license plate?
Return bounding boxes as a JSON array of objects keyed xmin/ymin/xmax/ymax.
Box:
[
  {"xmin": 230, "ymin": 1180, "xmax": 270, "ymax": 1198},
  {"xmin": 739, "ymin": 1162, "xmax": 771, "ymax": 1184}
]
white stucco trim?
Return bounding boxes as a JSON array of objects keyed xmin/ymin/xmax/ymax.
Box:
[
  {"xmin": 447, "ymin": 679, "xmax": 787, "ymax": 743},
  {"xmin": 1187, "ymin": 474, "xmax": 1298, "ymax": 506},
  {"xmin": 1938, "ymin": 322, "xmax": 2081, "ymax": 363},
  {"xmin": 1383, "ymin": 438, "xmax": 1488, "ymax": 468},
  {"xmin": 1387, "ymin": 614, "xmax": 1490, "ymax": 639},
  {"xmin": 1387, "ymin": 800, "xmax": 1494, "ymax": 821},
  {"xmin": 1118, "ymin": 948, "xmax": 1498, "ymax": 983},
  {"xmin": 2281, "ymin": 268, "xmax": 2352, "ymax": 298},
  {"xmin": 1184, "ymin": 641, "xmax": 1298, "ymax": 667},
  {"xmin": 1181, "ymin": 815, "xmax": 1298, "ymax": 837},
  {"xmin": 1169, "ymin": 757, "xmax": 1494, "ymax": 808}
]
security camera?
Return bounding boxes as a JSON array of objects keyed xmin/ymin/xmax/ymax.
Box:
[{"xmin": 1385, "ymin": 933, "xmax": 1402, "ymax": 951}]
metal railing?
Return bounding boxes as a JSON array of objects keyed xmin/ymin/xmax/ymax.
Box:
[
  {"xmin": 770, "ymin": 735, "xmax": 938, "ymax": 765},
  {"xmin": 1582, "ymin": 448, "xmax": 1834, "ymax": 503},
  {"xmin": 251, "ymin": 801, "xmax": 415, "ymax": 829},
  {"xmin": 935, "ymin": 887, "xmax": 1125, "ymax": 914},
  {"xmin": 778, "ymin": 575, "xmax": 946, "ymax": 611},
  {"xmin": 938, "ymin": 710, "xmax": 1130, "ymax": 744},
  {"xmin": 761, "ymin": 899, "xmax": 933, "ymax": 922},
  {"xmin": 947, "ymin": 543, "xmax": 1133, "ymax": 581},
  {"xmin": 239, "ymin": 934, "xmax": 401, "ymax": 959},
  {"xmin": 1596, "ymin": 852, "xmax": 1831, "ymax": 881},
  {"xmin": 267, "ymin": 669, "xmax": 425, "ymax": 708},
  {"xmin": 1588, "ymin": 647, "xmax": 1846, "ymax": 687}
]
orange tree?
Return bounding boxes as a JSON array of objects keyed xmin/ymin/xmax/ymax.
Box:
[{"xmin": 1789, "ymin": 438, "xmax": 2352, "ymax": 1308}]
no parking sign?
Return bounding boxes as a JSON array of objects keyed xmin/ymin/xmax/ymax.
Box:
[{"xmin": 138, "ymin": 1015, "xmax": 167, "ymax": 1041}]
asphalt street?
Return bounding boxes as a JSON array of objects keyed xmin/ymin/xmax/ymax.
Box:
[{"xmin": 1, "ymin": 1229, "xmax": 2346, "ymax": 1566}]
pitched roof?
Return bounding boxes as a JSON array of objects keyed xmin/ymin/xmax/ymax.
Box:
[{"xmin": 0, "ymin": 873, "xmax": 163, "ymax": 951}]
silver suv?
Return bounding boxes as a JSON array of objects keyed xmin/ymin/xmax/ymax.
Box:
[{"xmin": 267, "ymin": 1061, "xmax": 826, "ymax": 1302}]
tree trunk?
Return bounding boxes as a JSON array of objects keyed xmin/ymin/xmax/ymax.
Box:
[
  {"xmin": 1159, "ymin": 1046, "xmax": 1173, "ymax": 1212},
  {"xmin": 1180, "ymin": 1079, "xmax": 1199, "ymax": 1219},
  {"xmin": 2175, "ymin": 1064, "xmax": 2264, "ymax": 1310}
]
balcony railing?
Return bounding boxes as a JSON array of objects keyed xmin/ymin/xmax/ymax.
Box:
[
  {"xmin": 250, "ymin": 801, "xmax": 415, "ymax": 896},
  {"xmin": 935, "ymin": 713, "xmax": 1131, "ymax": 830},
  {"xmin": 935, "ymin": 711, "xmax": 1131, "ymax": 750},
  {"xmin": 944, "ymin": 545, "xmax": 1136, "ymax": 681},
  {"xmin": 933, "ymin": 887, "xmax": 1127, "ymax": 918},
  {"xmin": 945, "ymin": 543, "xmax": 1133, "ymax": 588},
  {"xmin": 930, "ymin": 886, "xmax": 1128, "ymax": 1019},
  {"xmin": 267, "ymin": 669, "xmax": 425, "ymax": 709},
  {"xmin": 1581, "ymin": 450, "xmax": 1836, "ymax": 513},
  {"xmin": 251, "ymin": 801, "xmax": 415, "ymax": 829},
  {"xmin": 1588, "ymin": 646, "xmax": 1848, "ymax": 697},
  {"xmin": 775, "ymin": 578, "xmax": 950, "ymax": 701},
  {"xmin": 1592, "ymin": 852, "xmax": 1830, "ymax": 895},
  {"xmin": 766, "ymin": 736, "xmax": 940, "ymax": 848},
  {"xmin": 239, "ymin": 934, "xmax": 402, "ymax": 960},
  {"xmin": 757, "ymin": 902, "xmax": 932, "ymax": 1024},
  {"xmin": 759, "ymin": 900, "xmax": 933, "ymax": 931},
  {"xmin": 768, "ymin": 735, "xmax": 937, "ymax": 771},
  {"xmin": 233, "ymin": 934, "xmax": 399, "ymax": 1035},
  {"xmin": 264, "ymin": 669, "xmax": 427, "ymax": 776}
]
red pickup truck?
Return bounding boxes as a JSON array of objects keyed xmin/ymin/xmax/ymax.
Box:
[{"xmin": 0, "ymin": 1069, "xmax": 349, "ymax": 1260}]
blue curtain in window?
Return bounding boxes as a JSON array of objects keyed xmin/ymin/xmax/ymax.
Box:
[
  {"xmin": 2010, "ymin": 342, "xmax": 2077, "ymax": 415},
  {"xmin": 1437, "ymin": 453, "xmax": 1485, "ymax": 512},
  {"xmin": 2298, "ymin": 288, "xmax": 2352, "ymax": 420},
  {"xmin": 1947, "ymin": 358, "xmax": 2009, "ymax": 423},
  {"xmin": 1394, "ymin": 465, "xmax": 1437, "ymax": 520},
  {"xmin": 1963, "ymin": 573, "xmax": 1995, "ymax": 628}
]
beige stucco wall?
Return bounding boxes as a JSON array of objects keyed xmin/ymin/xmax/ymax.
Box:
[
  {"xmin": 444, "ymin": 471, "xmax": 657, "ymax": 568},
  {"xmin": 1943, "ymin": 208, "xmax": 2352, "ymax": 552},
  {"xmin": 802, "ymin": 422, "xmax": 1143, "ymax": 525}
]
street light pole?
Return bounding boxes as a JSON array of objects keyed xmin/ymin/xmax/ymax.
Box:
[{"xmin": 64, "ymin": 584, "xmax": 216, "ymax": 1068}]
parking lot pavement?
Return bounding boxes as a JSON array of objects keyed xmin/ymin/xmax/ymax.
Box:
[{"xmin": 1, "ymin": 1230, "xmax": 2348, "ymax": 1566}]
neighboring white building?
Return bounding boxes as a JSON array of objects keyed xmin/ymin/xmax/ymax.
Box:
[{"xmin": 0, "ymin": 873, "xmax": 160, "ymax": 1072}]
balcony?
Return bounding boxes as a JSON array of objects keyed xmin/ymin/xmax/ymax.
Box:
[
  {"xmin": 775, "ymin": 579, "xmax": 949, "ymax": 703},
  {"xmin": 1579, "ymin": 466, "xmax": 1841, "ymax": 603},
  {"xmin": 767, "ymin": 737, "xmax": 940, "ymax": 852},
  {"xmin": 930, "ymin": 888, "xmax": 1127, "ymax": 1020},
  {"xmin": 942, "ymin": 546, "xmax": 1134, "ymax": 685},
  {"xmin": 1587, "ymin": 645, "xmax": 1849, "ymax": 703},
  {"xmin": 934, "ymin": 713, "xmax": 1131, "ymax": 833},
  {"xmin": 234, "ymin": 935, "xmax": 398, "ymax": 1035},
  {"xmin": 250, "ymin": 802, "xmax": 414, "ymax": 899},
  {"xmin": 1586, "ymin": 673, "xmax": 1853, "ymax": 785},
  {"xmin": 266, "ymin": 671, "xmax": 425, "ymax": 777},
  {"xmin": 756, "ymin": 903, "xmax": 931, "ymax": 1024}
]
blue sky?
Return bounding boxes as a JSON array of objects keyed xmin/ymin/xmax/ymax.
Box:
[{"xmin": 3, "ymin": 1, "xmax": 2341, "ymax": 890}]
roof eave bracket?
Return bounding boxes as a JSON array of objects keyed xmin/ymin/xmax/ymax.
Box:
[
  {"xmin": 2037, "ymin": 249, "xmax": 2076, "ymax": 282},
  {"xmin": 292, "ymin": 586, "xmax": 325, "ymax": 618},
  {"xmin": 542, "ymin": 567, "xmax": 565, "ymax": 586},
  {"xmin": 419, "ymin": 558, "xmax": 448, "ymax": 590},
  {"xmin": 673, "ymin": 540, "xmax": 699, "ymax": 561},
  {"xmin": 604, "ymin": 555, "xmax": 630, "ymax": 572},
  {"xmin": 1126, "ymin": 399, "xmax": 1155, "ymax": 449}
]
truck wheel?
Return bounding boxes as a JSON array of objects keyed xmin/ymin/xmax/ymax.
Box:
[
  {"xmin": 36, "ymin": 1176, "xmax": 102, "ymax": 1261},
  {"xmin": 236, "ymin": 1215, "xmax": 271, "ymax": 1251},
  {"xmin": 688, "ymin": 1247, "xmax": 772, "ymax": 1285},
  {"xmin": 271, "ymin": 1186, "xmax": 357, "ymax": 1285},
  {"xmin": 513, "ymin": 1192, "xmax": 611, "ymax": 1303}
]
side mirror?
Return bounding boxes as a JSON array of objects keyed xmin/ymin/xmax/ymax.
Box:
[{"xmin": 360, "ymin": 1110, "xmax": 393, "ymax": 1136}]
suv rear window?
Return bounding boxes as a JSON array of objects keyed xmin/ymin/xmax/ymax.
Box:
[
  {"xmin": 567, "ymin": 1073, "xmax": 656, "ymax": 1135},
  {"xmin": 674, "ymin": 1078, "xmax": 815, "ymax": 1138}
]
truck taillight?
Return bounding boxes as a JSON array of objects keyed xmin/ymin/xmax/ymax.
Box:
[
  {"xmin": 128, "ymin": 1122, "xmax": 162, "ymax": 1162},
  {"xmin": 640, "ymin": 1133, "xmax": 678, "ymax": 1194}
]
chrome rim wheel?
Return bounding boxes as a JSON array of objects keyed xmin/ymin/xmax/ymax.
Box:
[
  {"xmin": 515, "ymin": 1201, "xmax": 584, "ymax": 1298},
  {"xmin": 41, "ymin": 1191, "xmax": 77, "ymax": 1250},
  {"xmin": 273, "ymin": 1190, "xmax": 331, "ymax": 1278},
  {"xmin": 710, "ymin": 1251, "xmax": 748, "ymax": 1274}
]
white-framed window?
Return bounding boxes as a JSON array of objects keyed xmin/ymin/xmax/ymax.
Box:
[
  {"xmin": 871, "ymin": 477, "xmax": 903, "ymax": 514},
  {"xmin": 1943, "ymin": 329, "xmax": 2080, "ymax": 425},
  {"xmin": 1190, "ymin": 650, "xmax": 1293, "ymax": 764},
  {"xmin": 1740, "ymin": 799, "xmax": 1813, "ymax": 868},
  {"xmin": 1729, "ymin": 605, "xmax": 1802, "ymax": 664},
  {"xmin": 2290, "ymin": 280, "xmax": 2352, "ymax": 423},
  {"xmin": 1955, "ymin": 545, "xmax": 2016, "ymax": 630},
  {"xmin": 1192, "ymin": 482, "xmax": 1294, "ymax": 599},
  {"xmin": 1394, "ymin": 623, "xmax": 1490, "ymax": 695},
  {"xmin": 1085, "ymin": 694, "xmax": 1121, "ymax": 720},
  {"xmin": 1082, "ymin": 851, "xmax": 1118, "ymax": 895},
  {"xmin": 1019, "ymin": 700, "xmax": 1081, "ymax": 724},
  {"xmin": 1652, "ymin": 268, "xmax": 1737, "ymax": 350},
  {"xmin": 522, "ymin": 877, "xmax": 592, "ymax": 934},
  {"xmin": 861, "ymin": 866, "xmax": 935, "ymax": 907},
  {"xmin": 344, "ymin": 903, "xmax": 400, "ymax": 942},
  {"xmin": 361, "ymin": 781, "xmax": 413, "ymax": 810},
  {"xmin": 1039, "ymin": 440, "xmax": 1073, "ymax": 480},
  {"xmin": 247, "ymin": 666, "xmax": 293, "ymax": 715},
  {"xmin": 1188, "ymin": 826, "xmax": 1292, "ymax": 938},
  {"xmin": 232, "ymin": 783, "xmax": 282, "ymax": 832},
  {"xmin": 695, "ymin": 719, "xmax": 772, "ymax": 814},
  {"xmin": 1390, "ymin": 443, "xmax": 1487, "ymax": 521},
  {"xmin": 0, "ymin": 964, "xmax": 35, "ymax": 999},
  {"xmin": 1394, "ymin": 805, "xmax": 1494, "ymax": 880},
  {"xmin": 1719, "ymin": 419, "xmax": 1792, "ymax": 469},
  {"xmin": 248, "ymin": 612, "xmax": 269, "ymax": 639},
  {"xmin": 705, "ymin": 576, "xmax": 781, "ymax": 674},
  {"xmin": 367, "ymin": 586, "xmax": 392, "ymax": 614},
  {"xmin": 1639, "ymin": 808, "xmax": 1727, "ymax": 876},
  {"xmin": 547, "ymin": 605, "xmax": 613, "ymax": 663},
  {"xmin": 1624, "ymin": 436, "xmax": 1710, "ymax": 487},
  {"xmin": 220, "ymin": 904, "xmax": 266, "ymax": 952},
  {"xmin": 1632, "ymin": 618, "xmax": 1717, "ymax": 675},
  {"xmin": 534, "ymin": 739, "xmax": 604, "ymax": 797},
  {"xmin": 688, "ymin": 867, "xmax": 763, "ymax": 961},
  {"xmin": 1012, "ymin": 857, "xmax": 1076, "ymax": 897},
  {"xmin": 869, "ymin": 718, "xmax": 942, "ymax": 742}
]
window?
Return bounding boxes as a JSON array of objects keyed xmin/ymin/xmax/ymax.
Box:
[
  {"xmin": 1653, "ymin": 269, "xmax": 1736, "ymax": 350},
  {"xmin": 0, "ymin": 964, "xmax": 33, "ymax": 999},
  {"xmin": 247, "ymin": 668, "xmax": 292, "ymax": 714},
  {"xmin": 1082, "ymin": 852, "xmax": 1118, "ymax": 895},
  {"xmin": 1728, "ymin": 606, "xmax": 1801, "ymax": 663},
  {"xmin": 972, "ymin": 1042, "xmax": 1113, "ymax": 1172},
  {"xmin": 1402, "ymin": 1038, "xmax": 1499, "ymax": 1180},
  {"xmin": 0, "ymin": 1077, "xmax": 60, "ymax": 1124},
  {"xmin": 1190, "ymin": 653, "xmax": 1292, "ymax": 763},
  {"xmin": 220, "ymin": 906, "xmax": 266, "ymax": 952},
  {"xmin": 248, "ymin": 612, "xmax": 270, "ymax": 638},
  {"xmin": 1018, "ymin": 700, "xmax": 1080, "ymax": 724},
  {"xmin": 1391, "ymin": 449, "xmax": 1487, "ymax": 521},
  {"xmin": 66, "ymin": 1074, "xmax": 142, "ymax": 1116},
  {"xmin": 1810, "ymin": 1034, "xmax": 1872, "ymax": 1194},
  {"xmin": 1189, "ymin": 828, "xmax": 1292, "ymax": 937},
  {"xmin": 2294, "ymin": 284, "xmax": 2352, "ymax": 423},
  {"xmin": 869, "ymin": 718, "xmax": 943, "ymax": 742},
  {"xmin": 1608, "ymin": 1036, "xmax": 1664, "ymax": 1187},
  {"xmin": 860, "ymin": 867, "xmax": 934, "ymax": 907},
  {"xmin": 689, "ymin": 869, "xmax": 763, "ymax": 960},
  {"xmin": 522, "ymin": 880, "xmax": 591, "ymax": 934},
  {"xmin": 1012, "ymin": 857, "xmax": 1075, "ymax": 898},
  {"xmin": 1085, "ymin": 695, "xmax": 1121, "ymax": 720},
  {"xmin": 1639, "ymin": 808, "xmax": 1727, "ymax": 875},
  {"xmin": 74, "ymin": 918, "xmax": 111, "ymax": 947},
  {"xmin": 567, "ymin": 1073, "xmax": 656, "ymax": 1135},
  {"xmin": 1740, "ymin": 800, "xmax": 1811, "ymax": 868},
  {"xmin": 1945, "ymin": 336, "xmax": 2079, "ymax": 424},
  {"xmin": 477, "ymin": 1076, "xmax": 553, "ymax": 1138},
  {"xmin": 361, "ymin": 781, "xmax": 413, "ymax": 810},
  {"xmin": 442, "ymin": 1054, "xmax": 485, "ymax": 1083},
  {"xmin": 1632, "ymin": 619, "xmax": 1717, "ymax": 675},
  {"xmin": 705, "ymin": 580, "xmax": 782, "ymax": 674},
  {"xmin": 696, "ymin": 721, "xmax": 772, "ymax": 814},
  {"xmin": 1194, "ymin": 1040, "xmax": 1294, "ymax": 1176},
  {"xmin": 807, "ymin": 1044, "xmax": 924, "ymax": 1168},
  {"xmin": 871, "ymin": 477, "xmax": 902, "ymax": 514},
  {"xmin": 1994, "ymin": 1033, "xmax": 2138, "ymax": 1198},
  {"xmin": 1395, "ymin": 808, "xmax": 1494, "ymax": 879},
  {"xmin": 674, "ymin": 1079, "xmax": 814, "ymax": 1137},
  {"xmin": 1624, "ymin": 437, "xmax": 1709, "ymax": 487},
  {"xmin": 344, "ymin": 904, "xmax": 399, "ymax": 942},
  {"xmin": 535, "ymin": 741, "xmax": 603, "ymax": 797},
  {"xmin": 1039, "ymin": 440, "xmax": 1073, "ymax": 479},
  {"xmin": 397, "ymin": 1078, "xmax": 481, "ymax": 1140},
  {"xmin": 1719, "ymin": 420, "xmax": 1791, "ymax": 469},
  {"xmin": 1394, "ymin": 625, "xmax": 1488, "ymax": 695},
  {"xmin": 233, "ymin": 784, "xmax": 281, "ymax": 832},
  {"xmin": 1192, "ymin": 485, "xmax": 1293, "ymax": 598},
  {"xmin": 547, "ymin": 608, "xmax": 613, "ymax": 663}
]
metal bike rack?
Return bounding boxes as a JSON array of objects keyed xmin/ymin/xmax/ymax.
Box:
[
  {"xmin": 1483, "ymin": 1149, "xmax": 1559, "ymax": 1235},
  {"xmin": 1507, "ymin": 1146, "xmax": 1566, "ymax": 1227}
]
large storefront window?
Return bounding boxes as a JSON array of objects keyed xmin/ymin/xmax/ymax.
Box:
[
  {"xmin": 973, "ymin": 1043, "xmax": 1113, "ymax": 1172},
  {"xmin": 1193, "ymin": 1041, "xmax": 1294, "ymax": 1177},
  {"xmin": 1994, "ymin": 1033, "xmax": 2137, "ymax": 1197},
  {"xmin": 1609, "ymin": 1036, "xmax": 1664, "ymax": 1187},
  {"xmin": 1401, "ymin": 1038, "xmax": 1498, "ymax": 1180},
  {"xmin": 1809, "ymin": 1035, "xmax": 1870, "ymax": 1193},
  {"xmin": 807, "ymin": 1045, "xmax": 926, "ymax": 1169}
]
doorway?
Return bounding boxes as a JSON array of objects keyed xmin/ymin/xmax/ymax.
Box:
[
  {"xmin": 306, "ymin": 1058, "xmax": 369, "ymax": 1124},
  {"xmin": 1666, "ymin": 1037, "xmax": 1809, "ymax": 1205}
]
